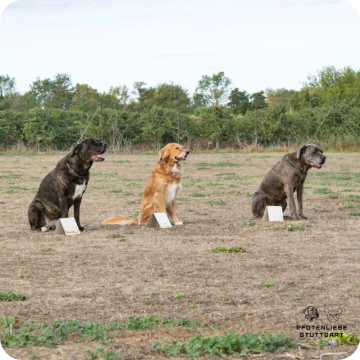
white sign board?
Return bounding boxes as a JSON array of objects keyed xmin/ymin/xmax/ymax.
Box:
[
  {"xmin": 262, "ymin": 206, "xmax": 284, "ymax": 222},
  {"xmin": 55, "ymin": 217, "xmax": 81, "ymax": 235},
  {"xmin": 146, "ymin": 213, "xmax": 172, "ymax": 228}
]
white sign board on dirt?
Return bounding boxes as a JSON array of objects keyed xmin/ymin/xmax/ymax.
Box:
[
  {"xmin": 262, "ymin": 206, "xmax": 284, "ymax": 222},
  {"xmin": 55, "ymin": 218, "xmax": 81, "ymax": 235},
  {"xmin": 146, "ymin": 213, "xmax": 172, "ymax": 228}
]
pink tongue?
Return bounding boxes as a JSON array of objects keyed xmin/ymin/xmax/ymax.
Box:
[{"xmin": 92, "ymin": 154, "xmax": 105, "ymax": 160}]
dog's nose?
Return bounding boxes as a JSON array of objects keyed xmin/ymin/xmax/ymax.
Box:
[
  {"xmin": 185, "ymin": 150, "xmax": 190, "ymax": 155},
  {"xmin": 104, "ymin": 143, "xmax": 108, "ymax": 148}
]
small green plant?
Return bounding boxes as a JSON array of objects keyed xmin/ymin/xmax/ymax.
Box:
[
  {"xmin": 123, "ymin": 192, "xmax": 134, "ymax": 196},
  {"xmin": 241, "ymin": 219, "xmax": 256, "ymax": 226},
  {"xmin": 284, "ymin": 224, "xmax": 305, "ymax": 232},
  {"xmin": 60, "ymin": 293, "xmax": 66, "ymax": 297},
  {"xmin": 86, "ymin": 347, "xmax": 124, "ymax": 360},
  {"xmin": 212, "ymin": 246, "xmax": 246, "ymax": 253},
  {"xmin": 109, "ymin": 190, "xmax": 122, "ymax": 193},
  {"xmin": 190, "ymin": 193, "xmax": 206, "ymax": 197},
  {"xmin": 40, "ymin": 248, "xmax": 55, "ymax": 253},
  {"xmin": 265, "ymin": 283, "xmax": 275, "ymax": 288},
  {"xmin": 349, "ymin": 212, "xmax": 360, "ymax": 216},
  {"xmin": 0, "ymin": 290, "xmax": 26, "ymax": 302},
  {"xmin": 174, "ymin": 293, "xmax": 184, "ymax": 299},
  {"xmin": 207, "ymin": 200, "xmax": 227, "ymax": 206},
  {"xmin": 115, "ymin": 160, "xmax": 130, "ymax": 163},
  {"xmin": 188, "ymin": 302, "xmax": 196, "ymax": 308},
  {"xmin": 106, "ymin": 234, "xmax": 124, "ymax": 239},
  {"xmin": 153, "ymin": 331, "xmax": 298, "ymax": 357},
  {"xmin": 314, "ymin": 188, "xmax": 333, "ymax": 194},
  {"xmin": 315, "ymin": 333, "xmax": 360, "ymax": 346}
]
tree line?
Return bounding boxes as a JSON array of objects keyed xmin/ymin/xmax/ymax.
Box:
[{"xmin": 1, "ymin": 65, "xmax": 360, "ymax": 150}]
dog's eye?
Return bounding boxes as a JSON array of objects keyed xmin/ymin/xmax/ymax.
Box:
[{"xmin": 175, "ymin": 147, "xmax": 179, "ymax": 150}]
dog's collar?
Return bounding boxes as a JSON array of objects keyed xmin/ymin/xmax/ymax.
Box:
[
  {"xmin": 286, "ymin": 156, "xmax": 306, "ymax": 174},
  {"xmin": 66, "ymin": 162, "xmax": 83, "ymax": 177}
]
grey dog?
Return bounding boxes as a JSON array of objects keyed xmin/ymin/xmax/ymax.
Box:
[{"xmin": 252, "ymin": 144, "xmax": 326, "ymax": 220}]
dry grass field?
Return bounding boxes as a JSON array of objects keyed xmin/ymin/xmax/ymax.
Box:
[{"xmin": 1, "ymin": 150, "xmax": 360, "ymax": 360}]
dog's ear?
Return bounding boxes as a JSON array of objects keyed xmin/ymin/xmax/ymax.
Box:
[
  {"xmin": 159, "ymin": 148, "xmax": 169, "ymax": 161},
  {"xmin": 303, "ymin": 307, "xmax": 309, "ymax": 316},
  {"xmin": 296, "ymin": 145, "xmax": 307, "ymax": 159},
  {"xmin": 69, "ymin": 143, "xmax": 82, "ymax": 157}
]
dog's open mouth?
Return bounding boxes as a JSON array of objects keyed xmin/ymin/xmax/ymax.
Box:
[
  {"xmin": 175, "ymin": 156, "xmax": 188, "ymax": 161},
  {"xmin": 310, "ymin": 162, "xmax": 323, "ymax": 169},
  {"xmin": 91, "ymin": 154, "xmax": 106, "ymax": 162}
]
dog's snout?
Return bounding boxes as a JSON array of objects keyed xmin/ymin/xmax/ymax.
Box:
[
  {"xmin": 321, "ymin": 155, "xmax": 326, "ymax": 164},
  {"xmin": 185, "ymin": 150, "xmax": 190, "ymax": 155},
  {"xmin": 103, "ymin": 143, "xmax": 108, "ymax": 148}
]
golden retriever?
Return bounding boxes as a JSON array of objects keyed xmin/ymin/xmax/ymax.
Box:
[{"xmin": 101, "ymin": 143, "xmax": 189, "ymax": 226}]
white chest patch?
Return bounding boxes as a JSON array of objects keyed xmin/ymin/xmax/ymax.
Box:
[
  {"xmin": 72, "ymin": 181, "xmax": 87, "ymax": 200},
  {"xmin": 165, "ymin": 182, "xmax": 182, "ymax": 208},
  {"xmin": 171, "ymin": 163, "xmax": 181, "ymax": 175}
]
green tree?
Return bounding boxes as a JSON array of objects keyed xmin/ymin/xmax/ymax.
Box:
[
  {"xmin": 265, "ymin": 88, "xmax": 296, "ymax": 110},
  {"xmin": 29, "ymin": 74, "xmax": 74, "ymax": 109},
  {"xmin": 249, "ymin": 91, "xmax": 267, "ymax": 110},
  {"xmin": 193, "ymin": 72, "xmax": 232, "ymax": 107},
  {"xmin": 71, "ymin": 84, "xmax": 100, "ymax": 113},
  {"xmin": 227, "ymin": 88, "xmax": 250, "ymax": 115},
  {"xmin": 200, "ymin": 106, "xmax": 235, "ymax": 149}
]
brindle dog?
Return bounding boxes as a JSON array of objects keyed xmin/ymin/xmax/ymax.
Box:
[
  {"xmin": 28, "ymin": 138, "xmax": 107, "ymax": 232},
  {"xmin": 252, "ymin": 144, "xmax": 326, "ymax": 220}
]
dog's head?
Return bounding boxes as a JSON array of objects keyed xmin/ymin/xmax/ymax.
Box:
[
  {"xmin": 296, "ymin": 144, "xmax": 326, "ymax": 169},
  {"xmin": 159, "ymin": 143, "xmax": 190, "ymax": 166},
  {"xmin": 69, "ymin": 138, "xmax": 107, "ymax": 163},
  {"xmin": 324, "ymin": 306, "xmax": 342, "ymax": 322},
  {"xmin": 303, "ymin": 306, "xmax": 319, "ymax": 322}
]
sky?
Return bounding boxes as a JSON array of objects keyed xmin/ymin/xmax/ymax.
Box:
[{"xmin": 0, "ymin": 0, "xmax": 359, "ymax": 97}]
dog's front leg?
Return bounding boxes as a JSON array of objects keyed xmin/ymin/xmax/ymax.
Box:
[
  {"xmin": 59, "ymin": 196, "xmax": 69, "ymax": 219},
  {"xmin": 297, "ymin": 181, "xmax": 307, "ymax": 220},
  {"xmin": 171, "ymin": 200, "xmax": 183, "ymax": 225},
  {"xmin": 285, "ymin": 185, "xmax": 300, "ymax": 220},
  {"xmin": 74, "ymin": 198, "xmax": 84, "ymax": 231}
]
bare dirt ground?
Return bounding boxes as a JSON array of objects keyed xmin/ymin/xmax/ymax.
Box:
[{"xmin": 1, "ymin": 151, "xmax": 360, "ymax": 360}]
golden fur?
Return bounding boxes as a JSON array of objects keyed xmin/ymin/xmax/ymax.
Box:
[{"xmin": 101, "ymin": 143, "xmax": 189, "ymax": 226}]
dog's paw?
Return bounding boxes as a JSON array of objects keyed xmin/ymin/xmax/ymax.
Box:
[
  {"xmin": 175, "ymin": 221, "xmax": 183, "ymax": 226},
  {"xmin": 41, "ymin": 227, "xmax": 49, "ymax": 232}
]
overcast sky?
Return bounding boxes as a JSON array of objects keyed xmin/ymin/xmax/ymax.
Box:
[{"xmin": 0, "ymin": 0, "xmax": 359, "ymax": 97}]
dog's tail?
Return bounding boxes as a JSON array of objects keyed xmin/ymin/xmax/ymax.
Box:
[{"xmin": 101, "ymin": 217, "xmax": 138, "ymax": 226}]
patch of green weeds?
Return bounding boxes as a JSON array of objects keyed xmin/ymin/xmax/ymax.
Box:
[
  {"xmin": 115, "ymin": 160, "xmax": 130, "ymax": 163},
  {"xmin": 241, "ymin": 219, "xmax": 256, "ymax": 227},
  {"xmin": 106, "ymin": 234, "xmax": 124, "ymax": 239},
  {"xmin": 349, "ymin": 212, "xmax": 360, "ymax": 216},
  {"xmin": 327, "ymin": 194, "xmax": 338, "ymax": 199},
  {"xmin": 284, "ymin": 224, "xmax": 306, "ymax": 232},
  {"xmin": 86, "ymin": 347, "xmax": 124, "ymax": 360},
  {"xmin": 109, "ymin": 190, "xmax": 122, "ymax": 193},
  {"xmin": 315, "ymin": 333, "xmax": 360, "ymax": 346},
  {"xmin": 126, "ymin": 201, "xmax": 137, "ymax": 204},
  {"xmin": 265, "ymin": 283, "xmax": 275, "ymax": 288},
  {"xmin": 153, "ymin": 331, "xmax": 298, "ymax": 357},
  {"xmin": 207, "ymin": 200, "xmax": 227, "ymax": 206},
  {"xmin": 190, "ymin": 193, "xmax": 206, "ymax": 197},
  {"xmin": 0, "ymin": 315, "xmax": 202, "ymax": 348},
  {"xmin": 212, "ymin": 246, "xmax": 246, "ymax": 253},
  {"xmin": 40, "ymin": 248, "xmax": 55, "ymax": 253},
  {"xmin": 337, "ymin": 175, "xmax": 352, "ymax": 181},
  {"xmin": 0, "ymin": 174, "xmax": 21, "ymax": 179},
  {"xmin": 0, "ymin": 290, "xmax": 26, "ymax": 302},
  {"xmin": 176, "ymin": 197, "xmax": 187, "ymax": 201},
  {"xmin": 123, "ymin": 192, "xmax": 134, "ymax": 196},
  {"xmin": 174, "ymin": 293, "xmax": 184, "ymax": 299},
  {"xmin": 314, "ymin": 188, "xmax": 333, "ymax": 194},
  {"xmin": 346, "ymin": 195, "xmax": 360, "ymax": 202},
  {"xmin": 342, "ymin": 189, "xmax": 358, "ymax": 192}
]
